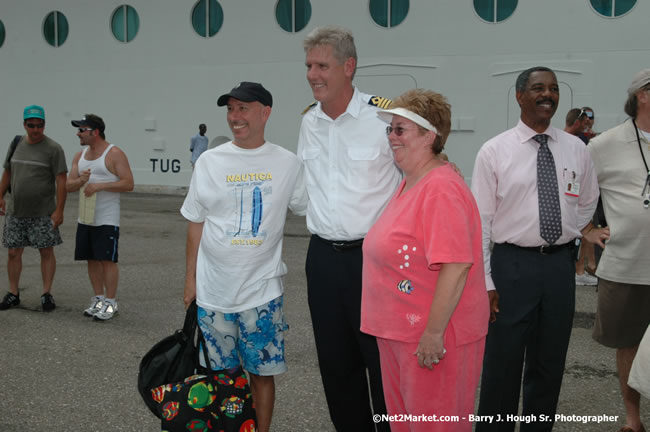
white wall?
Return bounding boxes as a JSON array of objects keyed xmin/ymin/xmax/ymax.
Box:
[{"xmin": 1, "ymin": 0, "xmax": 646, "ymax": 187}]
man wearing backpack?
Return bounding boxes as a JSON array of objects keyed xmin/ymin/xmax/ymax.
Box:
[{"xmin": 0, "ymin": 105, "xmax": 68, "ymax": 312}]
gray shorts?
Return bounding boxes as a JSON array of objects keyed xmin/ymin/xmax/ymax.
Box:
[
  {"xmin": 2, "ymin": 214, "xmax": 63, "ymax": 249},
  {"xmin": 592, "ymin": 278, "xmax": 650, "ymax": 348}
]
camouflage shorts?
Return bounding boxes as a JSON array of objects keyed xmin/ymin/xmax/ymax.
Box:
[{"xmin": 2, "ymin": 214, "xmax": 63, "ymax": 249}]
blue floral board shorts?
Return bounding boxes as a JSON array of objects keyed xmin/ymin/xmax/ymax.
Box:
[
  {"xmin": 3, "ymin": 214, "xmax": 63, "ymax": 249},
  {"xmin": 198, "ymin": 296, "xmax": 289, "ymax": 376}
]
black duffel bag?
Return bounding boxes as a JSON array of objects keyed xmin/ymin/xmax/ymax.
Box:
[{"xmin": 138, "ymin": 301, "xmax": 204, "ymax": 417}]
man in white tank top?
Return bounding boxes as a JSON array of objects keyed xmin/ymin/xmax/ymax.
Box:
[{"xmin": 66, "ymin": 114, "xmax": 134, "ymax": 321}]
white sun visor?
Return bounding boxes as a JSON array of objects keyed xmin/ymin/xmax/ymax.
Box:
[{"xmin": 377, "ymin": 107, "xmax": 438, "ymax": 134}]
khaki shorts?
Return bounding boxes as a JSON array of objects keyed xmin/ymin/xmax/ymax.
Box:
[{"xmin": 592, "ymin": 278, "xmax": 650, "ymax": 348}]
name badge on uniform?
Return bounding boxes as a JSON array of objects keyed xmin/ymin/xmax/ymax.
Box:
[{"xmin": 563, "ymin": 169, "xmax": 579, "ymax": 197}]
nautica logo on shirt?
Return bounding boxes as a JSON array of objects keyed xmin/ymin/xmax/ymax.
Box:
[{"xmin": 226, "ymin": 172, "xmax": 272, "ymax": 182}]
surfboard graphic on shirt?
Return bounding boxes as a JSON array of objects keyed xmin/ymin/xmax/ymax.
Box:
[
  {"xmin": 233, "ymin": 187, "xmax": 244, "ymax": 237},
  {"xmin": 251, "ymin": 186, "xmax": 263, "ymax": 237},
  {"xmin": 226, "ymin": 172, "xmax": 272, "ymax": 245}
]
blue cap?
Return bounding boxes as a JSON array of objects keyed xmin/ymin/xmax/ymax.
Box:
[{"xmin": 23, "ymin": 105, "xmax": 45, "ymax": 121}]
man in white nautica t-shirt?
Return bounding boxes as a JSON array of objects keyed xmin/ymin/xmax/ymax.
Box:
[{"xmin": 181, "ymin": 82, "xmax": 307, "ymax": 432}]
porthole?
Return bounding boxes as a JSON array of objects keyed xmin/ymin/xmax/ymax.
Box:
[
  {"xmin": 191, "ymin": 0, "xmax": 224, "ymax": 38},
  {"xmin": 589, "ymin": 0, "xmax": 636, "ymax": 18},
  {"xmin": 473, "ymin": 0, "xmax": 518, "ymax": 23},
  {"xmin": 276, "ymin": 0, "xmax": 312, "ymax": 33},
  {"xmin": 43, "ymin": 11, "xmax": 69, "ymax": 47},
  {"xmin": 369, "ymin": 0, "xmax": 409, "ymax": 28},
  {"xmin": 111, "ymin": 5, "xmax": 140, "ymax": 43},
  {"xmin": 0, "ymin": 20, "xmax": 5, "ymax": 48}
]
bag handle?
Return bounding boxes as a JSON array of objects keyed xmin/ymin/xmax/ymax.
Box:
[
  {"xmin": 196, "ymin": 326, "xmax": 212, "ymax": 374},
  {"xmin": 183, "ymin": 300, "xmax": 212, "ymax": 373},
  {"xmin": 182, "ymin": 300, "xmax": 198, "ymax": 336}
]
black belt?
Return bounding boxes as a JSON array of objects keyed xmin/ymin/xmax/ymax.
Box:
[
  {"xmin": 314, "ymin": 235, "xmax": 364, "ymax": 252},
  {"xmin": 502, "ymin": 242, "xmax": 573, "ymax": 255}
]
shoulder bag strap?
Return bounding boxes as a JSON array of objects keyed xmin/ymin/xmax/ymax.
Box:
[
  {"xmin": 7, "ymin": 135, "xmax": 22, "ymax": 163},
  {"xmin": 6, "ymin": 135, "xmax": 22, "ymax": 193}
]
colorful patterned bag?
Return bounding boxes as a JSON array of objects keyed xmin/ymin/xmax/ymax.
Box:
[
  {"xmin": 154, "ymin": 367, "xmax": 257, "ymax": 432},
  {"xmin": 139, "ymin": 301, "xmax": 257, "ymax": 431}
]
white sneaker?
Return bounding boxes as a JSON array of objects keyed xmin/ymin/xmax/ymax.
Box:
[
  {"xmin": 93, "ymin": 301, "xmax": 118, "ymax": 321},
  {"xmin": 83, "ymin": 297, "xmax": 104, "ymax": 317},
  {"xmin": 576, "ymin": 273, "xmax": 598, "ymax": 286}
]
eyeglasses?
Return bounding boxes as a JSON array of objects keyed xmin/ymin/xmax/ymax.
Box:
[
  {"xmin": 26, "ymin": 123, "xmax": 45, "ymax": 129},
  {"xmin": 386, "ymin": 126, "xmax": 416, "ymax": 137},
  {"xmin": 78, "ymin": 127, "xmax": 94, "ymax": 133}
]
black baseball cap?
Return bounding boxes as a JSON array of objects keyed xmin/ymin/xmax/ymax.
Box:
[
  {"xmin": 217, "ymin": 82, "xmax": 273, "ymax": 107},
  {"xmin": 71, "ymin": 114, "xmax": 105, "ymax": 132}
]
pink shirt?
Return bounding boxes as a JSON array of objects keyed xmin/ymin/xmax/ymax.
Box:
[
  {"xmin": 361, "ymin": 164, "xmax": 489, "ymax": 346},
  {"xmin": 471, "ymin": 120, "xmax": 599, "ymax": 291}
]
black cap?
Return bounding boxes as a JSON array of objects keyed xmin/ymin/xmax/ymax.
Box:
[
  {"xmin": 217, "ymin": 82, "xmax": 273, "ymax": 107},
  {"xmin": 71, "ymin": 114, "xmax": 105, "ymax": 132}
]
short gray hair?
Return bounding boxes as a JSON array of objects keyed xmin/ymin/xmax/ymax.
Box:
[
  {"xmin": 624, "ymin": 91, "xmax": 640, "ymax": 118},
  {"xmin": 303, "ymin": 26, "xmax": 357, "ymax": 79},
  {"xmin": 624, "ymin": 83, "xmax": 650, "ymax": 118}
]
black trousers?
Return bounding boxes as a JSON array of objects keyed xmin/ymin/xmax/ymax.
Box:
[
  {"xmin": 306, "ymin": 235, "xmax": 389, "ymax": 432},
  {"xmin": 476, "ymin": 243, "xmax": 575, "ymax": 432}
]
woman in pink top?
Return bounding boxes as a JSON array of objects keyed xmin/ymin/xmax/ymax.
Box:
[{"xmin": 361, "ymin": 89, "xmax": 489, "ymax": 431}]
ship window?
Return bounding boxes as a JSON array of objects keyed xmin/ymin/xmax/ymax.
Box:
[
  {"xmin": 0, "ymin": 20, "xmax": 5, "ymax": 48},
  {"xmin": 474, "ymin": 0, "xmax": 517, "ymax": 23},
  {"xmin": 191, "ymin": 0, "xmax": 224, "ymax": 38},
  {"xmin": 111, "ymin": 5, "xmax": 140, "ymax": 43},
  {"xmin": 43, "ymin": 11, "xmax": 69, "ymax": 47},
  {"xmin": 589, "ymin": 0, "xmax": 636, "ymax": 17},
  {"xmin": 276, "ymin": 0, "xmax": 312, "ymax": 33},
  {"xmin": 369, "ymin": 0, "xmax": 409, "ymax": 28}
]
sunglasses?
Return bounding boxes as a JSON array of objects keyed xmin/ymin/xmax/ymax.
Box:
[
  {"xmin": 578, "ymin": 108, "xmax": 594, "ymax": 119},
  {"xmin": 78, "ymin": 127, "xmax": 94, "ymax": 133},
  {"xmin": 26, "ymin": 123, "xmax": 45, "ymax": 129},
  {"xmin": 386, "ymin": 126, "xmax": 417, "ymax": 137}
]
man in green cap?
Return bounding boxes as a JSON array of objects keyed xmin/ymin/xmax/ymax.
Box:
[{"xmin": 0, "ymin": 105, "xmax": 68, "ymax": 312}]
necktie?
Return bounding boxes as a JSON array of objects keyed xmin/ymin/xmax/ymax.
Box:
[{"xmin": 534, "ymin": 134, "xmax": 562, "ymax": 244}]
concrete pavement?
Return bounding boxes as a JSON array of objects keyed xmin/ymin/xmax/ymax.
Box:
[{"xmin": 0, "ymin": 192, "xmax": 647, "ymax": 431}]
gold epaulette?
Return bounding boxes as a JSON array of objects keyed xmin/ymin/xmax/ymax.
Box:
[
  {"xmin": 301, "ymin": 102, "xmax": 317, "ymax": 115},
  {"xmin": 368, "ymin": 96, "xmax": 392, "ymax": 109}
]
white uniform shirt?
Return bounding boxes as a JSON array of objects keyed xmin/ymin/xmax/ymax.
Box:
[
  {"xmin": 181, "ymin": 141, "xmax": 308, "ymax": 313},
  {"xmin": 297, "ymin": 87, "xmax": 401, "ymax": 241}
]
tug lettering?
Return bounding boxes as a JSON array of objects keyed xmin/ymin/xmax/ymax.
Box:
[{"xmin": 150, "ymin": 158, "xmax": 181, "ymax": 173}]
